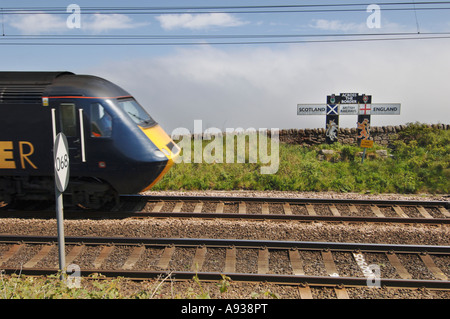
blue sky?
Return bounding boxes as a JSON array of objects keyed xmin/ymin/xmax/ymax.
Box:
[{"xmin": 1, "ymin": 0, "xmax": 450, "ymax": 132}]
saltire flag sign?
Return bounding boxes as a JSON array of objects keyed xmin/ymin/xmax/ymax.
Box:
[{"xmin": 325, "ymin": 94, "xmax": 340, "ymax": 143}]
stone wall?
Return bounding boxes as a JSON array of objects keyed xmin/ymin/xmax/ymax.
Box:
[
  {"xmin": 277, "ymin": 124, "xmax": 449, "ymax": 147},
  {"xmin": 180, "ymin": 124, "xmax": 448, "ymax": 148}
]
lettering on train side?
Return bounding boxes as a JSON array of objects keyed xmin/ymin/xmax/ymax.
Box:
[{"xmin": 0, "ymin": 141, "xmax": 38, "ymax": 169}]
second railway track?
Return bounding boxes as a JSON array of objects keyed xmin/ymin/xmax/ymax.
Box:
[
  {"xmin": 106, "ymin": 194, "xmax": 450, "ymax": 225},
  {"xmin": 1, "ymin": 194, "xmax": 448, "ymax": 225},
  {"xmin": 1, "ymin": 235, "xmax": 449, "ymax": 295}
]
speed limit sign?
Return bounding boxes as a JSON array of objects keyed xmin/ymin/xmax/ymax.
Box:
[{"xmin": 54, "ymin": 133, "xmax": 70, "ymax": 192}]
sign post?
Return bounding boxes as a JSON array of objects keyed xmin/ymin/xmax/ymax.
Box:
[
  {"xmin": 356, "ymin": 95, "xmax": 372, "ymax": 163},
  {"xmin": 325, "ymin": 94, "xmax": 340, "ymax": 144},
  {"xmin": 297, "ymin": 94, "xmax": 401, "ymax": 151},
  {"xmin": 54, "ymin": 133, "xmax": 70, "ymax": 278}
]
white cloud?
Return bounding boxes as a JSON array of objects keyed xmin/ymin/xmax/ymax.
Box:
[
  {"xmin": 83, "ymin": 14, "xmax": 149, "ymax": 32},
  {"xmin": 156, "ymin": 13, "xmax": 247, "ymax": 30},
  {"xmin": 7, "ymin": 12, "xmax": 146, "ymax": 34},
  {"xmin": 309, "ymin": 18, "xmax": 411, "ymax": 33},
  {"xmin": 8, "ymin": 12, "xmax": 67, "ymax": 34},
  {"xmin": 309, "ymin": 19, "xmax": 364, "ymax": 32}
]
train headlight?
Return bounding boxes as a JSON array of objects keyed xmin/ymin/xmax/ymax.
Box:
[
  {"xmin": 154, "ymin": 150, "xmax": 166, "ymax": 158},
  {"xmin": 161, "ymin": 148, "xmax": 170, "ymax": 156}
]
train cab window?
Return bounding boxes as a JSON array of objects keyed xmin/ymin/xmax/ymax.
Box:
[
  {"xmin": 91, "ymin": 103, "xmax": 112, "ymax": 137},
  {"xmin": 117, "ymin": 98, "xmax": 156, "ymax": 128},
  {"xmin": 60, "ymin": 103, "xmax": 77, "ymax": 137}
]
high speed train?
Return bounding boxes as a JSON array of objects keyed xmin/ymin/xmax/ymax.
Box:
[{"xmin": 0, "ymin": 71, "xmax": 179, "ymax": 208}]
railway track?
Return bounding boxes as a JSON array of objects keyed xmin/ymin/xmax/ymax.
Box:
[
  {"xmin": 129, "ymin": 194, "xmax": 450, "ymax": 224},
  {"xmin": 1, "ymin": 194, "xmax": 449, "ymax": 225},
  {"xmin": 1, "ymin": 235, "xmax": 449, "ymax": 297},
  {"xmin": 112, "ymin": 194, "xmax": 450, "ymax": 224}
]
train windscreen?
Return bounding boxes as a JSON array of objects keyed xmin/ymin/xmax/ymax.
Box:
[{"xmin": 117, "ymin": 98, "xmax": 156, "ymax": 128}]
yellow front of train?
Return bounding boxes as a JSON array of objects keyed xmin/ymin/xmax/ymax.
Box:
[{"xmin": 138, "ymin": 124, "xmax": 180, "ymax": 191}]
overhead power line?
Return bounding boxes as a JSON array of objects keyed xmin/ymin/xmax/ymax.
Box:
[
  {"xmin": 1, "ymin": 2, "xmax": 450, "ymax": 14},
  {"xmin": 1, "ymin": 33, "xmax": 449, "ymax": 46},
  {"xmin": 3, "ymin": 31, "xmax": 450, "ymax": 40},
  {"xmin": 1, "ymin": 2, "xmax": 449, "ymax": 46}
]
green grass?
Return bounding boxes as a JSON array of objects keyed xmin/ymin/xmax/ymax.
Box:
[
  {"xmin": 0, "ymin": 272, "xmax": 277, "ymax": 299},
  {"xmin": 0, "ymin": 273, "xmax": 128, "ymax": 299},
  {"xmin": 154, "ymin": 123, "xmax": 449, "ymax": 194}
]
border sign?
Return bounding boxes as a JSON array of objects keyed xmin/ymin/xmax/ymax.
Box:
[
  {"xmin": 297, "ymin": 104, "xmax": 327, "ymax": 115},
  {"xmin": 371, "ymin": 104, "xmax": 401, "ymax": 115},
  {"xmin": 340, "ymin": 104, "xmax": 358, "ymax": 115},
  {"xmin": 297, "ymin": 93, "xmax": 401, "ymax": 147},
  {"xmin": 54, "ymin": 133, "xmax": 70, "ymax": 193},
  {"xmin": 340, "ymin": 93, "xmax": 359, "ymax": 104}
]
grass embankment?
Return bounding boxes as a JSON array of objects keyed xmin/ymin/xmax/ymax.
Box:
[{"xmin": 155, "ymin": 123, "xmax": 449, "ymax": 194}]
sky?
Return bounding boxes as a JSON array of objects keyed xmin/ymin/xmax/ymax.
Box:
[{"xmin": 1, "ymin": 0, "xmax": 450, "ymax": 133}]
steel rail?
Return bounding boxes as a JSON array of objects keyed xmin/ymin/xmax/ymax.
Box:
[
  {"xmin": 1, "ymin": 209, "xmax": 448, "ymax": 225},
  {"xmin": 1, "ymin": 267, "xmax": 449, "ymax": 290},
  {"xmin": 0, "ymin": 235, "xmax": 448, "ymax": 254},
  {"xmin": 124, "ymin": 194, "xmax": 450, "ymax": 208},
  {"xmin": 121, "ymin": 211, "xmax": 450, "ymax": 224},
  {"xmin": 2, "ymin": 207, "xmax": 449, "ymax": 225}
]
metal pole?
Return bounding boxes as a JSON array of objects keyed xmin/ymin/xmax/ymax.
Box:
[
  {"xmin": 55, "ymin": 188, "xmax": 66, "ymax": 279},
  {"xmin": 361, "ymin": 148, "xmax": 367, "ymax": 164}
]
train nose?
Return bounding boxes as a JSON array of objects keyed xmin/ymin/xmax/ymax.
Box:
[
  {"xmin": 140, "ymin": 124, "xmax": 180, "ymax": 160},
  {"xmin": 139, "ymin": 124, "xmax": 180, "ymax": 191}
]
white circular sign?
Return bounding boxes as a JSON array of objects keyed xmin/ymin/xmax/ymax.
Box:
[{"xmin": 54, "ymin": 133, "xmax": 70, "ymax": 192}]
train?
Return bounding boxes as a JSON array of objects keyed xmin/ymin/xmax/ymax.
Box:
[{"xmin": 0, "ymin": 71, "xmax": 179, "ymax": 208}]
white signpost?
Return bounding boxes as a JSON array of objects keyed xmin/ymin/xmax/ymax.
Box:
[
  {"xmin": 297, "ymin": 104, "xmax": 327, "ymax": 115},
  {"xmin": 54, "ymin": 133, "xmax": 69, "ymax": 277},
  {"xmin": 371, "ymin": 103, "xmax": 401, "ymax": 115},
  {"xmin": 297, "ymin": 102, "xmax": 401, "ymax": 116}
]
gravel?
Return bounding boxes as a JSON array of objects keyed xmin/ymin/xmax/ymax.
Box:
[
  {"xmin": 0, "ymin": 217, "xmax": 447, "ymax": 246},
  {"xmin": 236, "ymin": 249, "xmax": 258, "ymax": 273},
  {"xmin": 202, "ymin": 248, "xmax": 226, "ymax": 272},
  {"xmin": 269, "ymin": 250, "xmax": 291, "ymax": 274}
]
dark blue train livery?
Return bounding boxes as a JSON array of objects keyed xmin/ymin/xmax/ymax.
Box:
[{"xmin": 0, "ymin": 71, "xmax": 179, "ymax": 208}]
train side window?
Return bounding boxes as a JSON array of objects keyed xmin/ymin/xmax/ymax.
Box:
[
  {"xmin": 91, "ymin": 103, "xmax": 112, "ymax": 137},
  {"xmin": 60, "ymin": 103, "xmax": 77, "ymax": 137}
]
